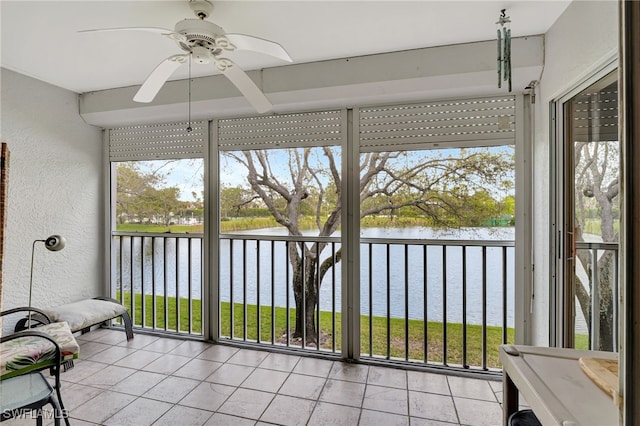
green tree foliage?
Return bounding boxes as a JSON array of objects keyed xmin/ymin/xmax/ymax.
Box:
[
  {"xmin": 116, "ymin": 162, "xmax": 182, "ymax": 226},
  {"xmin": 220, "ymin": 186, "xmax": 259, "ymax": 218},
  {"xmin": 358, "ymin": 149, "xmax": 513, "ymax": 227}
]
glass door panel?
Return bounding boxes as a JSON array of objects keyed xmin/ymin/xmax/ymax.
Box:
[{"xmin": 565, "ymin": 71, "xmax": 619, "ymax": 351}]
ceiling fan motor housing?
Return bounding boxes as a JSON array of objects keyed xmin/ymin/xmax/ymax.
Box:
[
  {"xmin": 174, "ymin": 19, "xmax": 225, "ymax": 54},
  {"xmin": 188, "ymin": 0, "xmax": 214, "ymax": 19}
]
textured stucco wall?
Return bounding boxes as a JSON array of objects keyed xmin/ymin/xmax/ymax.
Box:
[
  {"xmin": 0, "ymin": 68, "xmax": 104, "ymax": 314},
  {"xmin": 532, "ymin": 1, "xmax": 618, "ymax": 345}
]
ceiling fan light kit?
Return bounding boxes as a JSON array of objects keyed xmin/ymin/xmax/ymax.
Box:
[{"xmin": 80, "ymin": 0, "xmax": 292, "ymax": 114}]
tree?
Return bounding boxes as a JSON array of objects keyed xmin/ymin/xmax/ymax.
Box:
[
  {"xmin": 116, "ymin": 162, "xmax": 182, "ymax": 227},
  {"xmin": 155, "ymin": 187, "xmax": 181, "ymax": 226},
  {"xmin": 573, "ymin": 140, "xmax": 619, "ymax": 351},
  {"xmin": 220, "ymin": 186, "xmax": 260, "ymax": 218},
  {"xmin": 224, "ymin": 147, "xmax": 513, "ymax": 345}
]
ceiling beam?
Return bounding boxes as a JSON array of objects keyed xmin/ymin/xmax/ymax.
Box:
[{"xmin": 80, "ymin": 36, "xmax": 543, "ymax": 127}]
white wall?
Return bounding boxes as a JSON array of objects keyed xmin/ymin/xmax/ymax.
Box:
[
  {"xmin": 0, "ymin": 68, "xmax": 104, "ymax": 315},
  {"xmin": 531, "ymin": 1, "xmax": 618, "ymax": 345}
]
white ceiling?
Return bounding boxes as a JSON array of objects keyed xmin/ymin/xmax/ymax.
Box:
[{"xmin": 1, "ymin": 0, "xmax": 572, "ymax": 96}]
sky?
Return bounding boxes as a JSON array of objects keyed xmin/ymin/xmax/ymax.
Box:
[
  {"xmin": 135, "ymin": 158, "xmax": 204, "ymax": 202},
  {"xmin": 138, "ymin": 144, "xmax": 515, "ymax": 202}
]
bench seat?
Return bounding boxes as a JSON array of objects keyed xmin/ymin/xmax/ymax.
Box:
[{"xmin": 17, "ymin": 298, "xmax": 134, "ymax": 341}]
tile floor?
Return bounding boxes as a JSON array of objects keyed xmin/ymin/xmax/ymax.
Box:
[{"xmin": 6, "ymin": 328, "xmax": 513, "ymax": 426}]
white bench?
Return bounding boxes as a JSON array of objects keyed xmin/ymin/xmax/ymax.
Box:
[{"xmin": 16, "ymin": 297, "xmax": 134, "ymax": 341}]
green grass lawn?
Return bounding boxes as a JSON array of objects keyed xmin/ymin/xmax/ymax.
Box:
[
  {"xmin": 117, "ymin": 292, "xmax": 513, "ymax": 369},
  {"xmin": 574, "ymin": 333, "xmax": 590, "ymax": 350}
]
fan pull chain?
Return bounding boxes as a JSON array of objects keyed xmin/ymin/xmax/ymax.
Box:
[{"xmin": 187, "ymin": 52, "xmax": 193, "ymax": 133}]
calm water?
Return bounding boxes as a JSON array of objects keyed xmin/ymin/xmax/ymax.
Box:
[{"xmin": 117, "ymin": 227, "xmax": 515, "ymax": 327}]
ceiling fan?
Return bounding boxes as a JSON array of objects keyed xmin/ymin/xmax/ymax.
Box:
[{"xmin": 80, "ymin": 0, "xmax": 292, "ymax": 113}]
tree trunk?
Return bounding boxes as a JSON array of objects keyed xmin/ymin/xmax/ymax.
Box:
[
  {"xmin": 577, "ymin": 250, "xmax": 615, "ymax": 351},
  {"xmin": 596, "ymin": 252, "xmax": 615, "ymax": 351},
  {"xmin": 289, "ymin": 242, "xmax": 320, "ymax": 345}
]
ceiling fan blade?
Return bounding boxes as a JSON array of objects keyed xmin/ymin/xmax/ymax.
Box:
[
  {"xmin": 134, "ymin": 54, "xmax": 189, "ymax": 103},
  {"xmin": 79, "ymin": 27, "xmax": 170, "ymax": 35},
  {"xmin": 78, "ymin": 27, "xmax": 187, "ymax": 43},
  {"xmin": 218, "ymin": 59, "xmax": 273, "ymax": 113},
  {"xmin": 223, "ymin": 33, "xmax": 292, "ymax": 62}
]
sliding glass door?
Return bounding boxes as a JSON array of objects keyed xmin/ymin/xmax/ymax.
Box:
[{"xmin": 556, "ymin": 71, "xmax": 619, "ymax": 350}]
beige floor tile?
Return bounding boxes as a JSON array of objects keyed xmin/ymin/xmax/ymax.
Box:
[
  {"xmin": 77, "ymin": 341, "xmax": 112, "ymax": 358},
  {"xmin": 205, "ymin": 363, "xmax": 254, "ymax": 387},
  {"xmin": 154, "ymin": 405, "xmax": 214, "ymax": 426},
  {"xmin": 408, "ymin": 391, "xmax": 458, "ymax": 424},
  {"xmin": 103, "ymin": 397, "xmax": 172, "ymax": 425},
  {"xmin": 227, "ymin": 349, "xmax": 270, "ymax": 367},
  {"xmin": 75, "ymin": 332, "xmax": 96, "ymax": 342},
  {"xmin": 409, "ymin": 417, "xmax": 459, "ymax": 426},
  {"xmin": 407, "ymin": 370, "xmax": 451, "ymax": 395},
  {"xmin": 359, "ymin": 409, "xmax": 410, "ymax": 426},
  {"xmin": 328, "ymin": 362, "xmax": 369, "ymax": 383},
  {"xmin": 113, "ymin": 349, "xmax": 163, "ymax": 369},
  {"xmin": 279, "ymin": 373, "xmax": 327, "ymax": 400},
  {"xmin": 0, "ymin": 414, "xmax": 44, "ymax": 426},
  {"xmin": 71, "ymin": 390, "xmax": 136, "ymax": 424},
  {"xmin": 292, "ymin": 357, "xmax": 335, "ymax": 377},
  {"xmin": 260, "ymin": 394, "xmax": 316, "ymax": 426},
  {"xmin": 240, "ymin": 367, "xmax": 289, "ymax": 393},
  {"xmin": 141, "ymin": 353, "xmax": 191, "ymax": 374},
  {"xmin": 87, "ymin": 345, "xmax": 137, "ymax": 364},
  {"xmin": 110, "ymin": 370, "xmax": 166, "ymax": 395},
  {"xmin": 307, "ymin": 401, "xmax": 361, "ymax": 426},
  {"xmin": 59, "ymin": 383, "xmax": 103, "ymax": 411},
  {"xmin": 26, "ymin": 327, "xmax": 473, "ymax": 426},
  {"xmin": 217, "ymin": 388, "xmax": 275, "ymax": 420},
  {"xmin": 319, "ymin": 379, "xmax": 365, "ymax": 407},
  {"xmin": 78, "ymin": 328, "xmax": 115, "ymax": 342},
  {"xmin": 142, "ymin": 337, "xmax": 185, "ymax": 353},
  {"xmin": 494, "ymin": 388, "xmax": 529, "ymax": 409},
  {"xmin": 78, "ymin": 364, "xmax": 136, "ymax": 389},
  {"xmin": 367, "ymin": 366, "xmax": 407, "ymax": 389},
  {"xmin": 362, "ymin": 385, "xmax": 408, "ymax": 415},
  {"xmin": 169, "ymin": 340, "xmax": 211, "ymax": 357},
  {"xmin": 91, "ymin": 329, "xmax": 128, "ymax": 345},
  {"xmin": 173, "ymin": 358, "xmax": 223, "ymax": 380},
  {"xmin": 258, "ymin": 352, "xmax": 301, "ymax": 372},
  {"xmin": 59, "ymin": 360, "xmax": 106, "ymax": 384},
  {"xmin": 57, "ymin": 419, "xmax": 97, "ymax": 426},
  {"xmin": 488, "ymin": 380, "xmax": 502, "ymax": 393},
  {"xmin": 144, "ymin": 376, "xmax": 200, "ymax": 404},
  {"xmin": 205, "ymin": 413, "xmax": 256, "ymax": 425},
  {"xmin": 447, "ymin": 376, "xmax": 497, "ymax": 402},
  {"xmin": 115, "ymin": 333, "xmax": 160, "ymax": 349},
  {"xmin": 197, "ymin": 344, "xmax": 239, "ymax": 362},
  {"xmin": 180, "ymin": 382, "xmax": 236, "ymax": 411},
  {"xmin": 454, "ymin": 397, "xmax": 502, "ymax": 425}
]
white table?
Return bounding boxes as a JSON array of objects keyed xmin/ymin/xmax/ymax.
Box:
[{"xmin": 500, "ymin": 345, "xmax": 619, "ymax": 426}]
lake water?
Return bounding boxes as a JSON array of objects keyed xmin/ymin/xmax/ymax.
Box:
[{"xmin": 118, "ymin": 226, "xmax": 515, "ymax": 327}]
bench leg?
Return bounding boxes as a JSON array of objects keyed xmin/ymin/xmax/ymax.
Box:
[
  {"xmin": 121, "ymin": 311, "xmax": 134, "ymax": 341},
  {"xmin": 94, "ymin": 296, "xmax": 134, "ymax": 341}
]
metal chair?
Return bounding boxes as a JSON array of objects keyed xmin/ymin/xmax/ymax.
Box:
[
  {"xmin": 0, "ymin": 312, "xmax": 76, "ymax": 426},
  {"xmin": 0, "ymin": 370, "xmax": 64, "ymax": 425}
]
